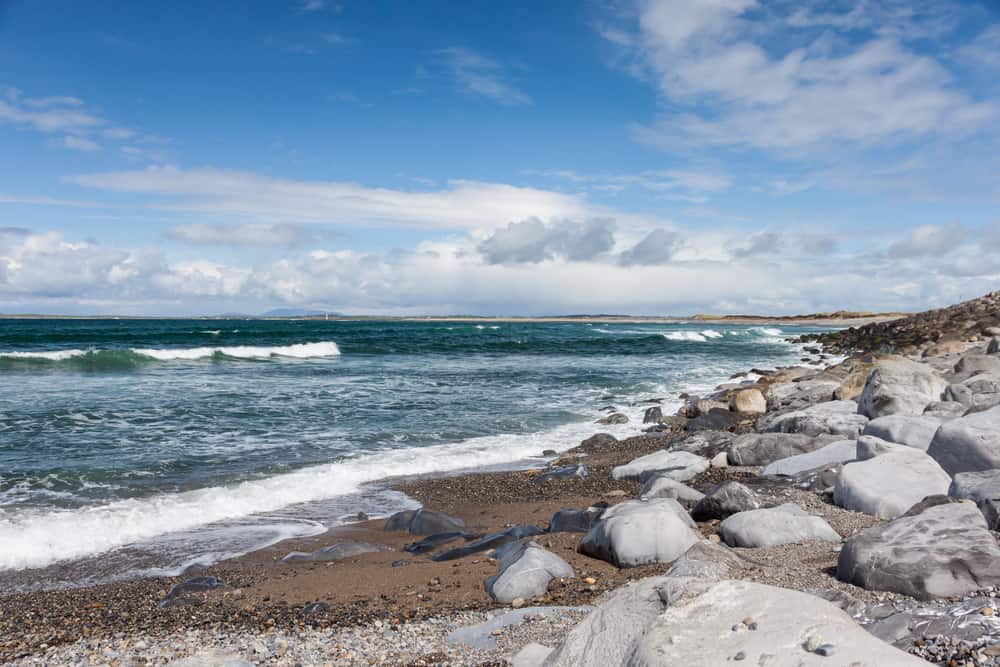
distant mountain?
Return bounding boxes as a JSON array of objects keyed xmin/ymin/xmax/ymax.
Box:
[{"xmin": 260, "ymin": 308, "xmax": 338, "ymax": 317}]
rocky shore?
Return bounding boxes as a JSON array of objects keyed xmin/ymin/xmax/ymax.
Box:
[{"xmin": 7, "ymin": 291, "xmax": 1000, "ymax": 666}]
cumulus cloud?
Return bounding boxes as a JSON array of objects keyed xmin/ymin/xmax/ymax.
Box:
[
  {"xmin": 618, "ymin": 228, "xmax": 680, "ymax": 266},
  {"xmin": 887, "ymin": 223, "xmax": 965, "ymax": 258},
  {"xmin": 478, "ymin": 218, "xmax": 615, "ymax": 264},
  {"xmin": 608, "ymin": 0, "xmax": 996, "ymax": 151},
  {"xmin": 437, "ymin": 47, "xmax": 531, "ymax": 106},
  {"xmin": 728, "ymin": 231, "xmax": 782, "ymax": 258}
]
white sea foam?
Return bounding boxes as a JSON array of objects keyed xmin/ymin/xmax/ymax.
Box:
[
  {"xmin": 0, "ymin": 409, "xmax": 640, "ymax": 571},
  {"xmin": 750, "ymin": 327, "xmax": 783, "ymax": 336},
  {"xmin": 0, "ymin": 349, "xmax": 88, "ymax": 361},
  {"xmin": 662, "ymin": 331, "xmax": 708, "ymax": 342},
  {"xmin": 700, "ymin": 329, "xmax": 724, "ymax": 339},
  {"xmin": 134, "ymin": 342, "xmax": 341, "ymax": 360}
]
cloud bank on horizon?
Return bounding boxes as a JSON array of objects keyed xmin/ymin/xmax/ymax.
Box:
[{"xmin": 0, "ymin": 0, "xmax": 998, "ymax": 315}]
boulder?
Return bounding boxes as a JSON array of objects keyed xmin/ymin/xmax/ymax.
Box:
[
  {"xmin": 690, "ymin": 481, "xmax": 761, "ymax": 521},
  {"xmin": 861, "ymin": 414, "xmax": 941, "ymax": 451},
  {"xmin": 403, "ymin": 532, "xmax": 468, "ymax": 554},
  {"xmin": 719, "ymin": 503, "xmax": 840, "ymax": 548},
  {"xmin": 578, "ymin": 499, "xmax": 699, "ymax": 567},
  {"xmin": 628, "ymin": 580, "xmax": 927, "ymax": 667},
  {"xmin": 638, "ymin": 475, "xmax": 705, "ymax": 503},
  {"xmin": 989, "ymin": 337, "xmax": 1000, "ymax": 354},
  {"xmin": 670, "ymin": 430, "xmax": 735, "ymax": 458},
  {"xmin": 857, "ymin": 358, "xmax": 947, "ymax": 418},
  {"xmin": 729, "ymin": 388, "xmax": 766, "ymax": 414},
  {"xmin": 548, "ymin": 507, "xmax": 605, "ymax": 534},
  {"xmin": 433, "ymin": 525, "xmax": 544, "ymax": 562},
  {"xmin": 765, "ymin": 400, "xmax": 868, "ymax": 438},
  {"xmin": 728, "ymin": 432, "xmax": 837, "ymax": 466},
  {"xmin": 537, "ymin": 464, "xmax": 588, "ymax": 482},
  {"xmin": 833, "ymin": 447, "xmax": 951, "ymax": 519},
  {"xmin": 384, "ymin": 509, "xmax": 465, "ymax": 535},
  {"xmin": 596, "ymin": 412, "xmax": 628, "ymax": 425},
  {"xmin": 834, "ymin": 366, "xmax": 872, "ymax": 401},
  {"xmin": 642, "ymin": 406, "xmax": 662, "ymax": 423},
  {"xmin": 665, "ymin": 540, "xmax": 744, "ymax": 580},
  {"xmin": 484, "ymin": 540, "xmax": 575, "ymax": 603},
  {"xmin": 926, "ymin": 405, "xmax": 1000, "ymax": 475},
  {"xmin": 923, "ymin": 339, "xmax": 967, "ymax": 357},
  {"xmin": 695, "ymin": 399, "xmax": 728, "ymax": 415},
  {"xmin": 761, "ymin": 439, "xmax": 856, "ymax": 476},
  {"xmin": 542, "ymin": 576, "xmax": 675, "ymax": 667},
  {"xmin": 765, "ymin": 379, "xmax": 839, "ymax": 409},
  {"xmin": 684, "ymin": 408, "xmax": 744, "ymax": 432},
  {"xmin": 954, "ymin": 353, "xmax": 1000, "ymax": 379},
  {"xmin": 923, "ymin": 400, "xmax": 968, "ymax": 420},
  {"xmin": 611, "ymin": 450, "xmax": 709, "ymax": 482},
  {"xmin": 578, "ymin": 433, "xmax": 617, "ymax": 450},
  {"xmin": 837, "ymin": 498, "xmax": 1000, "ymax": 599},
  {"xmin": 948, "ymin": 470, "xmax": 1000, "ymax": 529},
  {"xmin": 943, "ymin": 374, "xmax": 1000, "ymax": 410},
  {"xmin": 854, "ymin": 434, "xmax": 909, "ymax": 460}
]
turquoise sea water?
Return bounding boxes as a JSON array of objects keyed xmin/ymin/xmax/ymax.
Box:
[{"xmin": 0, "ymin": 318, "xmax": 831, "ymax": 590}]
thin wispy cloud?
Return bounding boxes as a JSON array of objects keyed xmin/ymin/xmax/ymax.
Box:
[{"xmin": 437, "ymin": 47, "xmax": 532, "ymax": 106}]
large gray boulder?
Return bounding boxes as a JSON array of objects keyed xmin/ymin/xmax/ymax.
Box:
[
  {"xmin": 862, "ymin": 414, "xmax": 942, "ymax": 451},
  {"xmin": 954, "ymin": 353, "xmax": 1000, "ymax": 379},
  {"xmin": 765, "ymin": 400, "xmax": 869, "ymax": 438},
  {"xmin": 627, "ymin": 580, "xmax": 926, "ymax": 667},
  {"xmin": 542, "ymin": 576, "xmax": 675, "ymax": 667},
  {"xmin": 762, "ymin": 439, "xmax": 856, "ymax": 476},
  {"xmin": 833, "ymin": 447, "xmax": 951, "ymax": 519},
  {"xmin": 765, "ymin": 379, "xmax": 839, "ymax": 409},
  {"xmin": 610, "ymin": 450, "xmax": 709, "ymax": 482},
  {"xmin": 664, "ymin": 540, "xmax": 744, "ymax": 580},
  {"xmin": 944, "ymin": 374, "xmax": 1000, "ymax": 410},
  {"xmin": 719, "ymin": 503, "xmax": 840, "ymax": 548},
  {"xmin": 690, "ymin": 481, "xmax": 761, "ymax": 521},
  {"xmin": 578, "ymin": 499, "xmax": 699, "ymax": 567},
  {"xmin": 638, "ymin": 475, "xmax": 705, "ymax": 503},
  {"xmin": 949, "ymin": 470, "xmax": 1000, "ymax": 529},
  {"xmin": 730, "ymin": 388, "xmax": 766, "ymax": 414},
  {"xmin": 858, "ymin": 358, "xmax": 948, "ymax": 418},
  {"xmin": 485, "ymin": 540, "xmax": 574, "ymax": 604},
  {"xmin": 669, "ymin": 430, "xmax": 735, "ymax": 458},
  {"xmin": 923, "ymin": 400, "xmax": 968, "ymax": 420},
  {"xmin": 728, "ymin": 432, "xmax": 837, "ymax": 466},
  {"xmin": 384, "ymin": 508, "xmax": 465, "ymax": 535},
  {"xmin": 927, "ymin": 405, "xmax": 1000, "ymax": 475},
  {"xmin": 837, "ymin": 498, "xmax": 1000, "ymax": 600}
]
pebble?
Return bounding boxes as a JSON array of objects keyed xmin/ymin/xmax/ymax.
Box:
[
  {"xmin": 734, "ymin": 650, "xmax": 746, "ymax": 661},
  {"xmin": 815, "ymin": 643, "xmax": 836, "ymax": 657}
]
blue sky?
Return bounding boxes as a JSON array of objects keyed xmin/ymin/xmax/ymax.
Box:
[{"xmin": 1, "ymin": 0, "xmax": 998, "ymax": 315}]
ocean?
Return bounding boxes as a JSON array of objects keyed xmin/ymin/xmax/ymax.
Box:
[{"xmin": 0, "ymin": 318, "xmax": 831, "ymax": 591}]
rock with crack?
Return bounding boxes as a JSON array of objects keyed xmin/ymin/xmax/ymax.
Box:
[
  {"xmin": 837, "ymin": 497, "xmax": 1000, "ymax": 600},
  {"xmin": 833, "ymin": 445, "xmax": 951, "ymax": 519},
  {"xmin": 578, "ymin": 498, "xmax": 700, "ymax": 567},
  {"xmin": 626, "ymin": 580, "xmax": 927, "ymax": 666},
  {"xmin": 665, "ymin": 540, "xmax": 744, "ymax": 580},
  {"xmin": 484, "ymin": 540, "xmax": 575, "ymax": 604},
  {"xmin": 719, "ymin": 503, "xmax": 840, "ymax": 548},
  {"xmin": 765, "ymin": 400, "xmax": 869, "ymax": 438},
  {"xmin": 637, "ymin": 475, "xmax": 705, "ymax": 502},
  {"xmin": 949, "ymin": 470, "xmax": 1000, "ymax": 529},
  {"xmin": 610, "ymin": 450, "xmax": 709, "ymax": 482},
  {"xmin": 861, "ymin": 414, "xmax": 941, "ymax": 451},
  {"xmin": 690, "ymin": 481, "xmax": 761, "ymax": 521},
  {"xmin": 761, "ymin": 439, "xmax": 857, "ymax": 476},
  {"xmin": 927, "ymin": 405, "xmax": 1000, "ymax": 475},
  {"xmin": 857, "ymin": 358, "xmax": 948, "ymax": 418},
  {"xmin": 728, "ymin": 432, "xmax": 838, "ymax": 466}
]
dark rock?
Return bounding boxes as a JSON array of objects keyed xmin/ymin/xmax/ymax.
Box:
[
  {"xmin": 548, "ymin": 507, "xmax": 605, "ymax": 533},
  {"xmin": 578, "ymin": 433, "xmax": 617, "ymax": 450},
  {"xmin": 597, "ymin": 412, "xmax": 629, "ymax": 425},
  {"xmin": 538, "ymin": 464, "xmax": 588, "ymax": 482},
  {"xmin": 728, "ymin": 432, "xmax": 838, "ymax": 466},
  {"xmin": 485, "ymin": 540, "xmax": 574, "ymax": 603},
  {"xmin": 403, "ymin": 531, "xmax": 471, "ymax": 554},
  {"xmin": 384, "ymin": 508, "xmax": 466, "ymax": 535},
  {"xmin": 301, "ymin": 601, "xmax": 331, "ymax": 615},
  {"xmin": 691, "ymin": 481, "xmax": 761, "ymax": 521},
  {"xmin": 685, "ymin": 408, "xmax": 744, "ymax": 432},
  {"xmin": 432, "ymin": 525, "xmax": 544, "ymax": 562},
  {"xmin": 643, "ymin": 406, "xmax": 663, "ymax": 424},
  {"xmin": 159, "ymin": 576, "xmax": 224, "ymax": 607},
  {"xmin": 391, "ymin": 559, "xmax": 411, "ymax": 567}
]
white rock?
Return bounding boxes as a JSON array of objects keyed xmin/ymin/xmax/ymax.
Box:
[
  {"xmin": 927, "ymin": 405, "xmax": 1000, "ymax": 475},
  {"xmin": 578, "ymin": 499, "xmax": 699, "ymax": 567},
  {"xmin": 638, "ymin": 475, "xmax": 705, "ymax": 502},
  {"xmin": 485, "ymin": 540, "xmax": 575, "ymax": 604},
  {"xmin": 862, "ymin": 414, "xmax": 942, "ymax": 451},
  {"xmin": 834, "ymin": 447, "xmax": 951, "ymax": 519},
  {"xmin": 611, "ymin": 450, "xmax": 709, "ymax": 482},
  {"xmin": 512, "ymin": 642, "xmax": 553, "ymax": 667},
  {"xmin": 858, "ymin": 358, "xmax": 948, "ymax": 418},
  {"xmin": 719, "ymin": 503, "xmax": 840, "ymax": 548},
  {"xmin": 762, "ymin": 440, "xmax": 857, "ymax": 476},
  {"xmin": 766, "ymin": 400, "xmax": 869, "ymax": 438}
]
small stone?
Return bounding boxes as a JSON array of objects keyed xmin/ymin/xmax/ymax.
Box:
[
  {"xmin": 734, "ymin": 651, "xmax": 746, "ymax": 661},
  {"xmin": 511, "ymin": 598, "xmax": 526, "ymax": 608},
  {"xmin": 490, "ymin": 628, "xmax": 503, "ymax": 636},
  {"xmin": 816, "ymin": 644, "xmax": 836, "ymax": 657},
  {"xmin": 583, "ymin": 577, "xmax": 596, "ymax": 585},
  {"xmin": 708, "ymin": 534, "xmax": 721, "ymax": 542},
  {"xmin": 748, "ymin": 622, "xmax": 758, "ymax": 631},
  {"xmin": 604, "ymin": 490, "xmax": 627, "ymax": 498},
  {"xmin": 805, "ymin": 635, "xmax": 822, "ymax": 652},
  {"xmin": 983, "ymin": 607, "xmax": 995, "ymax": 616}
]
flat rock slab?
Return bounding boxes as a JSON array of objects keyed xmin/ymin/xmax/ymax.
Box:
[
  {"xmin": 628, "ymin": 580, "xmax": 927, "ymax": 666},
  {"xmin": 447, "ymin": 606, "xmax": 592, "ymax": 650},
  {"xmin": 719, "ymin": 503, "xmax": 840, "ymax": 548},
  {"xmin": 578, "ymin": 498, "xmax": 699, "ymax": 567},
  {"xmin": 837, "ymin": 498, "xmax": 1000, "ymax": 600},
  {"xmin": 548, "ymin": 507, "xmax": 605, "ymax": 533},
  {"xmin": 384, "ymin": 508, "xmax": 465, "ymax": 535},
  {"xmin": 432, "ymin": 525, "xmax": 544, "ymax": 562},
  {"xmin": 765, "ymin": 400, "xmax": 869, "ymax": 438},
  {"xmin": 485, "ymin": 540, "xmax": 575, "ymax": 603},
  {"xmin": 862, "ymin": 414, "xmax": 942, "ymax": 451},
  {"xmin": 638, "ymin": 475, "xmax": 705, "ymax": 502},
  {"xmin": 762, "ymin": 439, "xmax": 856, "ymax": 476},
  {"xmin": 858, "ymin": 358, "xmax": 948, "ymax": 418},
  {"xmin": 728, "ymin": 432, "xmax": 837, "ymax": 466},
  {"xmin": 927, "ymin": 405, "xmax": 1000, "ymax": 475},
  {"xmin": 949, "ymin": 470, "xmax": 1000, "ymax": 529},
  {"xmin": 833, "ymin": 447, "xmax": 951, "ymax": 519},
  {"xmin": 281, "ymin": 541, "xmax": 391, "ymax": 564},
  {"xmin": 610, "ymin": 450, "xmax": 709, "ymax": 482},
  {"xmin": 868, "ymin": 595, "xmax": 1000, "ymax": 650}
]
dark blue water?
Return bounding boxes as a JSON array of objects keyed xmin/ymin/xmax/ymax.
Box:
[{"xmin": 0, "ymin": 318, "xmax": 830, "ymax": 587}]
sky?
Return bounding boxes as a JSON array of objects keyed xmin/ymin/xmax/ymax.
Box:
[{"xmin": 0, "ymin": 0, "xmax": 998, "ymax": 316}]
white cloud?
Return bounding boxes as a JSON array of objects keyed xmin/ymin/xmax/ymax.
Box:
[
  {"xmin": 165, "ymin": 223, "xmax": 318, "ymax": 247},
  {"xmin": 59, "ymin": 135, "xmax": 101, "ymax": 152},
  {"xmin": 541, "ymin": 168, "xmax": 731, "ymax": 199},
  {"xmin": 437, "ymin": 47, "xmax": 532, "ymax": 106},
  {"xmin": 478, "ymin": 218, "xmax": 616, "ymax": 264},
  {"xmin": 609, "ymin": 0, "xmax": 996, "ymax": 151},
  {"xmin": 887, "ymin": 223, "xmax": 965, "ymax": 258},
  {"xmin": 68, "ymin": 165, "xmax": 601, "ymax": 230},
  {"xmin": 618, "ymin": 228, "xmax": 680, "ymax": 265}
]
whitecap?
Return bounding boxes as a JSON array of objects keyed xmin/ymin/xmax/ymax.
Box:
[
  {"xmin": 0, "ymin": 349, "xmax": 88, "ymax": 361},
  {"xmin": 131, "ymin": 342, "xmax": 341, "ymax": 360},
  {"xmin": 662, "ymin": 331, "xmax": 708, "ymax": 342}
]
